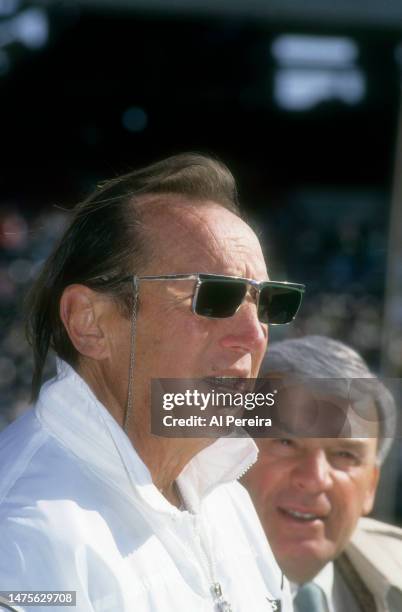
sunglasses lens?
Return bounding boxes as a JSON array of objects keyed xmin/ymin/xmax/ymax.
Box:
[
  {"xmin": 195, "ymin": 279, "xmax": 247, "ymax": 318},
  {"xmin": 259, "ymin": 286, "xmax": 303, "ymax": 324}
]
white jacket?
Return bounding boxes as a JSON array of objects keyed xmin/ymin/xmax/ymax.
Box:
[{"xmin": 0, "ymin": 362, "xmax": 291, "ymax": 612}]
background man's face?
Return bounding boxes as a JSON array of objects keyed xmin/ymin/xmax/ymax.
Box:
[
  {"xmin": 113, "ymin": 201, "xmax": 269, "ymax": 431},
  {"xmin": 243, "ymin": 431, "xmax": 379, "ymax": 583}
]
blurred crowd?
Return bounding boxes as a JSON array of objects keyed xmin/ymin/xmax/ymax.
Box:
[
  {"xmin": 260, "ymin": 189, "xmax": 391, "ymax": 372},
  {"xmin": 0, "ymin": 206, "xmax": 66, "ymax": 427}
]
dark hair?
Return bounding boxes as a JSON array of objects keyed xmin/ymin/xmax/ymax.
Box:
[{"xmin": 26, "ymin": 153, "xmax": 240, "ymax": 401}]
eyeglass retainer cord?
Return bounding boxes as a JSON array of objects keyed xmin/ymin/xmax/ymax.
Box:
[{"xmin": 123, "ymin": 277, "xmax": 139, "ymax": 433}]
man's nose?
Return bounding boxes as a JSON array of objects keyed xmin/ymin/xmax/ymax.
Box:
[
  {"xmin": 291, "ymin": 450, "xmax": 332, "ymax": 494},
  {"xmin": 219, "ymin": 299, "xmax": 267, "ymax": 354}
]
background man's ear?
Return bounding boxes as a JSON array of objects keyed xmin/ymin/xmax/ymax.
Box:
[
  {"xmin": 60, "ymin": 285, "xmax": 111, "ymax": 360},
  {"xmin": 362, "ymin": 464, "xmax": 380, "ymax": 516}
]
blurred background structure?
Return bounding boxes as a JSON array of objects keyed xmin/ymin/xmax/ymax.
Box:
[{"xmin": 1, "ymin": 0, "xmax": 402, "ymax": 522}]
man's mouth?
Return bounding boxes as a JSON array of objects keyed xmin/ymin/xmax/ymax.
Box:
[
  {"xmin": 203, "ymin": 376, "xmax": 253, "ymax": 393},
  {"xmin": 279, "ymin": 507, "xmax": 326, "ymax": 522}
]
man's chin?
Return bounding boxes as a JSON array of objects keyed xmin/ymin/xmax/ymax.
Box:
[{"xmin": 274, "ymin": 539, "xmax": 335, "ymax": 583}]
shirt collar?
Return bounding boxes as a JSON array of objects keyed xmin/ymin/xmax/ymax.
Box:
[
  {"xmin": 313, "ymin": 562, "xmax": 334, "ymax": 605},
  {"xmin": 291, "ymin": 564, "xmax": 333, "ymax": 610},
  {"xmin": 36, "ymin": 360, "xmax": 258, "ymax": 514}
]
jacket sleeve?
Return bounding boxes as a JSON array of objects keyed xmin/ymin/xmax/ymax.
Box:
[{"xmin": 0, "ymin": 519, "xmax": 96, "ymax": 612}]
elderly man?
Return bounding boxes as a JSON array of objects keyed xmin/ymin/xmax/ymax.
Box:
[
  {"xmin": 243, "ymin": 335, "xmax": 402, "ymax": 612},
  {"xmin": 0, "ymin": 154, "xmax": 304, "ymax": 611}
]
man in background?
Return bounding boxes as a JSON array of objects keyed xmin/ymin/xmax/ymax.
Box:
[{"xmin": 243, "ymin": 335, "xmax": 402, "ymax": 612}]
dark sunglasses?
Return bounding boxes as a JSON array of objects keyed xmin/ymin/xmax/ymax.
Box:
[{"xmin": 125, "ymin": 273, "xmax": 305, "ymax": 325}]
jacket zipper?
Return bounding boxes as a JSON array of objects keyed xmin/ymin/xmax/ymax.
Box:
[{"xmin": 177, "ymin": 485, "xmax": 233, "ymax": 612}]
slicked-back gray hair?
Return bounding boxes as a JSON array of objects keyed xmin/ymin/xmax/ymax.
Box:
[{"xmin": 261, "ymin": 335, "xmax": 396, "ymax": 463}]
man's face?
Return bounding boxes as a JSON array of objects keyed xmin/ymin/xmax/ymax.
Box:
[
  {"xmin": 115, "ymin": 201, "xmax": 269, "ymax": 430},
  {"xmin": 242, "ymin": 430, "xmax": 379, "ymax": 583}
]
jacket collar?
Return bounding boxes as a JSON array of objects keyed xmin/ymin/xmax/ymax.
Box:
[
  {"xmin": 36, "ymin": 360, "xmax": 257, "ymax": 515},
  {"xmin": 346, "ymin": 518, "xmax": 402, "ymax": 602}
]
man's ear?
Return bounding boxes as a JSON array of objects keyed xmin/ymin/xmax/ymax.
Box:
[
  {"xmin": 59, "ymin": 285, "xmax": 111, "ymax": 360},
  {"xmin": 362, "ymin": 464, "xmax": 380, "ymax": 516}
]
